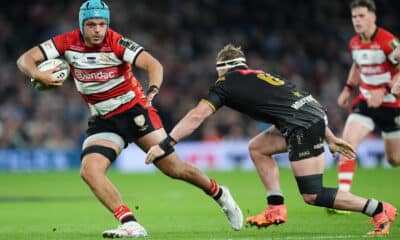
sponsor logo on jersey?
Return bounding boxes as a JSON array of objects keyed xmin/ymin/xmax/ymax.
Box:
[
  {"xmin": 42, "ymin": 40, "xmax": 56, "ymax": 51},
  {"xmin": 74, "ymin": 68, "xmax": 117, "ymax": 82},
  {"xmin": 360, "ymin": 66, "xmax": 384, "ymax": 75},
  {"xmin": 119, "ymin": 38, "xmax": 141, "ymax": 52},
  {"xmin": 85, "ymin": 56, "xmax": 97, "ymax": 64},
  {"xmin": 352, "ymin": 49, "xmax": 386, "ymax": 65},
  {"xmin": 291, "ymin": 95, "xmax": 317, "ymax": 110}
]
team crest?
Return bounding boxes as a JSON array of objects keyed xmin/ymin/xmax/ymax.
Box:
[
  {"xmin": 395, "ymin": 116, "xmax": 400, "ymax": 127},
  {"xmin": 133, "ymin": 114, "xmax": 148, "ymax": 131}
]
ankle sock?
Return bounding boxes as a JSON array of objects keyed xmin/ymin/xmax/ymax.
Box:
[{"xmin": 114, "ymin": 205, "xmax": 137, "ymax": 223}]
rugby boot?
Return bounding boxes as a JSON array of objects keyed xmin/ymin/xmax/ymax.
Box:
[
  {"xmin": 102, "ymin": 221, "xmax": 148, "ymax": 238},
  {"xmin": 367, "ymin": 202, "xmax": 397, "ymax": 235},
  {"xmin": 246, "ymin": 204, "xmax": 287, "ymax": 228},
  {"xmin": 217, "ymin": 186, "xmax": 244, "ymax": 231}
]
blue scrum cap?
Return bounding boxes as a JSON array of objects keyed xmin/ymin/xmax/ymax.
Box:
[{"xmin": 79, "ymin": 0, "xmax": 110, "ymax": 35}]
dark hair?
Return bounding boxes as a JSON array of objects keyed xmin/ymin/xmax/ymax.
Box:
[{"xmin": 350, "ymin": 0, "xmax": 376, "ymax": 13}]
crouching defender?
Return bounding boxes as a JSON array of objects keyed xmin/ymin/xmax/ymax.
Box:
[
  {"xmin": 146, "ymin": 44, "xmax": 398, "ymax": 235},
  {"xmin": 16, "ymin": 0, "xmax": 243, "ymax": 238}
]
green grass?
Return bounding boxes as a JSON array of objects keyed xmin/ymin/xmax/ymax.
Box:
[{"xmin": 0, "ymin": 168, "xmax": 399, "ymax": 240}]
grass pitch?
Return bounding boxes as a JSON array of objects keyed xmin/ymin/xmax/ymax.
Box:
[{"xmin": 0, "ymin": 167, "xmax": 399, "ymax": 240}]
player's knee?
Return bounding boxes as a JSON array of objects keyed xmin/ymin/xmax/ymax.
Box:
[
  {"xmin": 295, "ymin": 174, "xmax": 337, "ymax": 208},
  {"xmin": 80, "ymin": 160, "xmax": 102, "ymax": 184},
  {"xmin": 248, "ymin": 138, "xmax": 258, "ymax": 156},
  {"xmin": 314, "ymin": 187, "xmax": 337, "ymax": 208},
  {"xmin": 80, "ymin": 145, "xmax": 117, "ymax": 183},
  {"xmin": 248, "ymin": 138, "xmax": 272, "ymax": 160},
  {"xmin": 80, "ymin": 163, "xmax": 96, "ymax": 184},
  {"xmin": 387, "ymin": 155, "xmax": 400, "ymax": 167},
  {"xmin": 298, "ymin": 194, "xmax": 315, "ymax": 205}
]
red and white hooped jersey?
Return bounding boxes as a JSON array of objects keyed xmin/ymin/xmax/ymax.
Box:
[
  {"xmin": 39, "ymin": 28, "xmax": 146, "ymax": 118},
  {"xmin": 349, "ymin": 27, "xmax": 400, "ymax": 108}
]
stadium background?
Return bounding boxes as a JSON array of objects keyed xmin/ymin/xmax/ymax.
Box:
[{"xmin": 1, "ymin": 0, "xmax": 400, "ymax": 171}]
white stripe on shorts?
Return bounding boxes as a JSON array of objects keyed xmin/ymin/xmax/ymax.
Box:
[
  {"xmin": 346, "ymin": 113, "xmax": 375, "ymax": 131},
  {"xmin": 82, "ymin": 132, "xmax": 125, "ymax": 150}
]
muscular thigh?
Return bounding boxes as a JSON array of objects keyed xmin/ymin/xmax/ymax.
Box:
[
  {"xmin": 135, "ymin": 128, "xmax": 167, "ymax": 152},
  {"xmin": 342, "ymin": 118, "xmax": 372, "ymax": 147},
  {"xmin": 249, "ymin": 126, "xmax": 287, "ymax": 155},
  {"xmin": 384, "ymin": 138, "xmax": 400, "ymax": 160}
]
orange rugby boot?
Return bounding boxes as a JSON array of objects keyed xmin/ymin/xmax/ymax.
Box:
[
  {"xmin": 367, "ymin": 202, "xmax": 397, "ymax": 235},
  {"xmin": 246, "ymin": 204, "xmax": 287, "ymax": 228}
]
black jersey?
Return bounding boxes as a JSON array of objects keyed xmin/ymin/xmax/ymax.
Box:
[{"xmin": 202, "ymin": 67, "xmax": 327, "ymax": 134}]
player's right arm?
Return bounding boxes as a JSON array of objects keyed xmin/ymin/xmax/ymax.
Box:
[
  {"xmin": 325, "ymin": 127, "xmax": 356, "ymax": 159},
  {"xmin": 337, "ymin": 63, "xmax": 361, "ymax": 109},
  {"xmin": 169, "ymin": 100, "xmax": 214, "ymax": 143},
  {"xmin": 145, "ymin": 78, "xmax": 226, "ymax": 164},
  {"xmin": 16, "ymin": 47, "xmax": 63, "ymax": 87},
  {"xmin": 145, "ymin": 101, "xmax": 214, "ymax": 164}
]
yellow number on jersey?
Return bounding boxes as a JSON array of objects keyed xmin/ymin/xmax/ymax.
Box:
[{"xmin": 257, "ymin": 73, "xmax": 285, "ymax": 86}]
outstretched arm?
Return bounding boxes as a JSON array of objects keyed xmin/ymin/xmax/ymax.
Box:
[
  {"xmin": 145, "ymin": 100, "xmax": 214, "ymax": 164},
  {"xmin": 325, "ymin": 127, "xmax": 356, "ymax": 160}
]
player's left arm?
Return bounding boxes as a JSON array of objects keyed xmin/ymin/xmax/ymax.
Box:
[
  {"xmin": 390, "ymin": 53, "xmax": 400, "ymax": 97},
  {"xmin": 325, "ymin": 127, "xmax": 356, "ymax": 160},
  {"xmin": 387, "ymin": 39, "xmax": 400, "ymax": 97},
  {"xmin": 135, "ymin": 51, "xmax": 163, "ymax": 106}
]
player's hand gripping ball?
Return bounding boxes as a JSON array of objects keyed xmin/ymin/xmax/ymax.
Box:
[{"xmin": 31, "ymin": 58, "xmax": 70, "ymax": 91}]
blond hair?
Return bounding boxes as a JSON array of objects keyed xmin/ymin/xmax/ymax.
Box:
[{"xmin": 216, "ymin": 44, "xmax": 246, "ymax": 62}]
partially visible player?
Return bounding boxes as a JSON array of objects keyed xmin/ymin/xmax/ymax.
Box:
[
  {"xmin": 145, "ymin": 43, "xmax": 398, "ymax": 235},
  {"xmin": 16, "ymin": 0, "xmax": 243, "ymax": 238},
  {"xmin": 392, "ymin": 46, "xmax": 400, "ymax": 96},
  {"xmin": 336, "ymin": 0, "xmax": 400, "ymax": 198}
]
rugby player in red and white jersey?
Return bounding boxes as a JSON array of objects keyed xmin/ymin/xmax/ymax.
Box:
[
  {"xmin": 392, "ymin": 46, "xmax": 400, "ymax": 96},
  {"xmin": 335, "ymin": 0, "xmax": 400, "ymax": 210},
  {"xmin": 16, "ymin": 0, "xmax": 243, "ymax": 238}
]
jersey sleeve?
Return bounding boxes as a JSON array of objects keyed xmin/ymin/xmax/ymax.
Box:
[
  {"xmin": 387, "ymin": 38, "xmax": 399, "ymax": 65},
  {"xmin": 110, "ymin": 30, "xmax": 144, "ymax": 65},
  {"xmin": 201, "ymin": 76, "xmax": 228, "ymax": 112},
  {"xmin": 39, "ymin": 33, "xmax": 68, "ymax": 60}
]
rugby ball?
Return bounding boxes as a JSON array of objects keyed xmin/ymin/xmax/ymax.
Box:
[{"xmin": 31, "ymin": 58, "xmax": 70, "ymax": 91}]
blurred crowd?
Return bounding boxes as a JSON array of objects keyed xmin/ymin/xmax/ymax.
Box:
[{"xmin": 0, "ymin": 0, "xmax": 399, "ymax": 149}]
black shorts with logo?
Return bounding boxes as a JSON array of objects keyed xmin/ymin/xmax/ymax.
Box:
[
  {"xmin": 286, "ymin": 119, "xmax": 325, "ymax": 161},
  {"xmin": 86, "ymin": 103, "xmax": 163, "ymax": 148},
  {"xmin": 352, "ymin": 99, "xmax": 400, "ymax": 133}
]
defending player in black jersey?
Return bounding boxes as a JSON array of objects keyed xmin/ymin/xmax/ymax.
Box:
[{"xmin": 145, "ymin": 44, "xmax": 397, "ymax": 235}]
